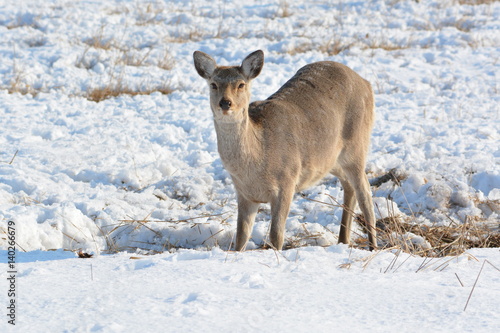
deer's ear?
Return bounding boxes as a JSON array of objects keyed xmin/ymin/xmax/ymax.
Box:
[
  {"xmin": 241, "ymin": 50, "xmax": 264, "ymax": 80},
  {"xmin": 193, "ymin": 51, "xmax": 217, "ymax": 80}
]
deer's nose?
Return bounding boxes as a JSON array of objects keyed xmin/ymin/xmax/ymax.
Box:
[{"xmin": 219, "ymin": 99, "xmax": 232, "ymax": 111}]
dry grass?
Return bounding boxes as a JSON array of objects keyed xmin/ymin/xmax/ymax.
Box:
[
  {"xmin": 5, "ymin": 14, "xmax": 41, "ymax": 30},
  {"xmin": 6, "ymin": 75, "xmax": 39, "ymax": 96},
  {"xmin": 362, "ymin": 170, "xmax": 499, "ymax": 257},
  {"xmin": 286, "ymin": 167, "xmax": 499, "ymax": 258},
  {"xmin": 277, "ymin": 1, "xmax": 293, "ymax": 18},
  {"xmin": 363, "ymin": 38, "xmax": 413, "ymax": 52},
  {"xmin": 4, "ymin": 50, "xmax": 44, "ymax": 97},
  {"xmin": 77, "ymin": 26, "xmax": 176, "ymax": 102},
  {"xmin": 119, "ymin": 48, "xmax": 153, "ymax": 67},
  {"xmin": 285, "ymin": 223, "xmax": 332, "ymax": 249},
  {"xmin": 92, "ymin": 188, "xmax": 499, "ymax": 255},
  {"xmin": 115, "ymin": 48, "xmax": 175, "ymax": 70},
  {"xmin": 77, "ymin": 43, "xmax": 176, "ymax": 70},
  {"xmin": 319, "ymin": 37, "xmax": 355, "ymax": 56},
  {"xmin": 86, "ymin": 81, "xmax": 173, "ymax": 102},
  {"xmin": 83, "ymin": 25, "xmax": 114, "ymax": 50},
  {"xmin": 458, "ymin": 0, "xmax": 498, "ymax": 4},
  {"xmin": 100, "ymin": 212, "xmax": 231, "ymax": 253},
  {"xmin": 286, "ymin": 34, "xmax": 417, "ymax": 57},
  {"xmin": 274, "ymin": 213, "xmax": 499, "ymax": 258},
  {"xmin": 366, "ymin": 217, "xmax": 500, "ymax": 257},
  {"xmin": 286, "ymin": 37, "xmax": 354, "ymax": 56},
  {"xmin": 135, "ymin": 2, "xmax": 165, "ymax": 26},
  {"xmin": 157, "ymin": 49, "xmax": 176, "ymax": 70}
]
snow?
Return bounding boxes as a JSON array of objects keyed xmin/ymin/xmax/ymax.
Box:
[
  {"xmin": 0, "ymin": 0, "xmax": 499, "ymax": 331},
  {"xmin": 2, "ymin": 247, "xmax": 500, "ymax": 332}
]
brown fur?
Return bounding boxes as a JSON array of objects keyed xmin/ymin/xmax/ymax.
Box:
[{"xmin": 193, "ymin": 50, "xmax": 377, "ymax": 251}]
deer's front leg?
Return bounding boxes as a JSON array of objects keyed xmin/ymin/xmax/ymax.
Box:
[
  {"xmin": 235, "ymin": 195, "xmax": 260, "ymax": 251},
  {"xmin": 269, "ymin": 188, "xmax": 294, "ymax": 251}
]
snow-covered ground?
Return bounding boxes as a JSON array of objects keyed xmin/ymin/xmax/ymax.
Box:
[
  {"xmin": 2, "ymin": 247, "xmax": 500, "ymax": 332},
  {"xmin": 0, "ymin": 0, "xmax": 499, "ymax": 331}
]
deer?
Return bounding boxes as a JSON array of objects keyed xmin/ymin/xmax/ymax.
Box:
[{"xmin": 193, "ymin": 50, "xmax": 377, "ymax": 251}]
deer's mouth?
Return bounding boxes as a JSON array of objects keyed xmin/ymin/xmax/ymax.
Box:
[
  {"xmin": 214, "ymin": 107, "xmax": 245, "ymax": 123},
  {"xmin": 217, "ymin": 106, "xmax": 238, "ymax": 116}
]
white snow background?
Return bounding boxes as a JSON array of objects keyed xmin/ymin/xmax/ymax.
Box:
[{"xmin": 0, "ymin": 0, "xmax": 499, "ymax": 331}]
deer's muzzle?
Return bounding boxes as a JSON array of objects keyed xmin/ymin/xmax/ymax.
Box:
[{"xmin": 219, "ymin": 99, "xmax": 232, "ymax": 111}]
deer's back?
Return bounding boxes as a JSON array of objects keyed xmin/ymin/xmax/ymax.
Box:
[
  {"xmin": 271, "ymin": 61, "xmax": 371, "ymax": 114},
  {"xmin": 247, "ymin": 61, "xmax": 374, "ymax": 191},
  {"xmin": 250, "ymin": 61, "xmax": 373, "ymax": 140}
]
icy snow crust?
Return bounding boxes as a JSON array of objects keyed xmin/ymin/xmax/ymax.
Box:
[{"xmin": 0, "ymin": 0, "xmax": 499, "ymax": 331}]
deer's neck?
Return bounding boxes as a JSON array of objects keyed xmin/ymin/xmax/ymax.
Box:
[{"xmin": 214, "ymin": 115, "xmax": 262, "ymax": 171}]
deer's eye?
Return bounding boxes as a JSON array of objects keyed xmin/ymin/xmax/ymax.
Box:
[
  {"xmin": 210, "ymin": 83, "xmax": 217, "ymax": 90},
  {"xmin": 238, "ymin": 83, "xmax": 246, "ymax": 89}
]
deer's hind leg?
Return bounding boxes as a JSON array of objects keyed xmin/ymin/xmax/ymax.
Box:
[
  {"xmin": 331, "ymin": 168, "xmax": 356, "ymax": 245},
  {"xmin": 332, "ymin": 163, "xmax": 377, "ymax": 250},
  {"xmin": 343, "ymin": 165, "xmax": 377, "ymax": 250}
]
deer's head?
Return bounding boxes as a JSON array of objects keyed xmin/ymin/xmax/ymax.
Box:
[{"xmin": 194, "ymin": 50, "xmax": 264, "ymax": 123}]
